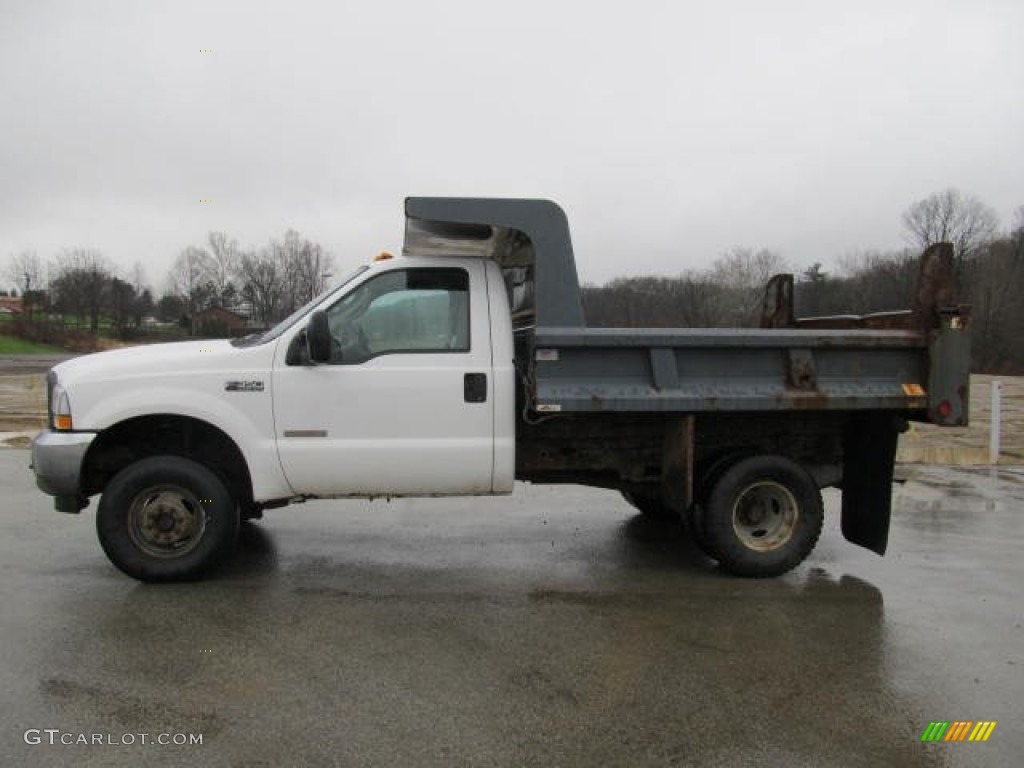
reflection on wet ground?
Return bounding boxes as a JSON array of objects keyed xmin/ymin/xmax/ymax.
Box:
[{"xmin": 1, "ymin": 454, "xmax": 1020, "ymax": 767}]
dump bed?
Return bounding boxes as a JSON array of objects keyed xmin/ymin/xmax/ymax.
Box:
[
  {"xmin": 529, "ymin": 326, "xmax": 930, "ymax": 412},
  {"xmin": 404, "ymin": 197, "xmax": 970, "ymax": 428}
]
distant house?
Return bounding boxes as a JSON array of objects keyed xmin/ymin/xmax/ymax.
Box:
[
  {"xmin": 195, "ymin": 306, "xmax": 248, "ymax": 336},
  {"xmin": 0, "ymin": 296, "xmax": 23, "ymax": 315}
]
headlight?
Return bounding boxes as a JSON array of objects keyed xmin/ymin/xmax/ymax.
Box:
[{"xmin": 51, "ymin": 383, "xmax": 73, "ymax": 431}]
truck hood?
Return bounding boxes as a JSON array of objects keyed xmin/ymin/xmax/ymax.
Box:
[{"xmin": 51, "ymin": 339, "xmax": 258, "ymax": 387}]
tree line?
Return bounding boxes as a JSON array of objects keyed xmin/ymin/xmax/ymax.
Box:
[
  {"xmin": 4, "ymin": 189, "xmax": 1022, "ymax": 372},
  {"xmin": 165, "ymin": 229, "xmax": 333, "ymax": 333},
  {"xmin": 582, "ymin": 189, "xmax": 1023, "ymax": 374},
  {"xmin": 4, "ymin": 229, "xmax": 334, "ymax": 339}
]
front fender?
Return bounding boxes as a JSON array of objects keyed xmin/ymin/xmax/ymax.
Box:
[{"xmin": 76, "ymin": 384, "xmax": 291, "ymax": 502}]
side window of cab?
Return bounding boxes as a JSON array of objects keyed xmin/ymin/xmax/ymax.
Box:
[{"xmin": 325, "ymin": 268, "xmax": 469, "ymax": 364}]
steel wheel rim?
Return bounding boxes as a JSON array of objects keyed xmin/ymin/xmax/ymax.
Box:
[
  {"xmin": 731, "ymin": 481, "xmax": 799, "ymax": 552},
  {"xmin": 127, "ymin": 485, "xmax": 207, "ymax": 558}
]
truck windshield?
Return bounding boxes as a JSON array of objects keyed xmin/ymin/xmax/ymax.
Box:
[{"xmin": 231, "ymin": 266, "xmax": 369, "ymax": 348}]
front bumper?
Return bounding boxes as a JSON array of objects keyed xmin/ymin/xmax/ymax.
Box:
[{"xmin": 30, "ymin": 430, "xmax": 97, "ymax": 513}]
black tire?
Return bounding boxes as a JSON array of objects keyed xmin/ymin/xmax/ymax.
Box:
[
  {"xmin": 701, "ymin": 455, "xmax": 823, "ymax": 578},
  {"xmin": 684, "ymin": 503, "xmax": 717, "ymax": 559},
  {"xmin": 620, "ymin": 490, "xmax": 678, "ymax": 521},
  {"xmin": 96, "ymin": 456, "xmax": 240, "ymax": 582},
  {"xmin": 686, "ymin": 454, "xmax": 744, "ymax": 560}
]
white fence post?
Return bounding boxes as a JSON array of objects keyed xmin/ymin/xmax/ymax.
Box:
[{"xmin": 990, "ymin": 380, "xmax": 1002, "ymax": 465}]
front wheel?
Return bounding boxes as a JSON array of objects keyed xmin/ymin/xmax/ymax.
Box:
[
  {"xmin": 96, "ymin": 456, "xmax": 240, "ymax": 582},
  {"xmin": 700, "ymin": 455, "xmax": 823, "ymax": 577}
]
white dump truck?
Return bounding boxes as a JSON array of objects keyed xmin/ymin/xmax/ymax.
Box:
[{"xmin": 31, "ymin": 198, "xmax": 970, "ymax": 581}]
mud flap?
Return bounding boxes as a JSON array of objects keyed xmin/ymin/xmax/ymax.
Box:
[
  {"xmin": 841, "ymin": 413, "xmax": 903, "ymax": 555},
  {"xmin": 660, "ymin": 415, "xmax": 695, "ymax": 514}
]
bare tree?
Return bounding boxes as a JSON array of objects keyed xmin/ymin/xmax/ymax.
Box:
[
  {"xmin": 963, "ymin": 215, "xmax": 1024, "ymax": 371},
  {"xmin": 583, "ymin": 261, "xmax": 775, "ymax": 330},
  {"xmin": 167, "ymin": 229, "xmax": 331, "ymax": 332},
  {"xmin": 710, "ymin": 247, "xmax": 788, "ymax": 325},
  {"xmin": 275, "ymin": 229, "xmax": 333, "ymax": 314},
  {"xmin": 130, "ymin": 261, "xmax": 149, "ymax": 295},
  {"xmin": 794, "ymin": 262, "xmax": 845, "ymax": 317},
  {"xmin": 902, "ymin": 188, "xmax": 998, "ymax": 261},
  {"xmin": 156, "ymin": 293, "xmax": 186, "ymax": 325},
  {"xmin": 169, "ymin": 246, "xmax": 215, "ymax": 332},
  {"xmin": 1013, "ymin": 206, "xmax": 1024, "ymax": 242},
  {"xmin": 50, "ymin": 249, "xmax": 113, "ymax": 332},
  {"xmin": 6, "ymin": 250, "xmax": 42, "ymax": 316},
  {"xmin": 108, "ymin": 277, "xmax": 136, "ymax": 338},
  {"xmin": 712, "ymin": 247, "xmax": 787, "ymax": 291},
  {"xmin": 834, "ymin": 249, "xmax": 918, "ymax": 313},
  {"xmin": 236, "ymin": 248, "xmax": 284, "ymax": 324},
  {"xmin": 206, "ymin": 231, "xmax": 240, "ymax": 302}
]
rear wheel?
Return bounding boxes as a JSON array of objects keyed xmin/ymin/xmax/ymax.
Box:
[
  {"xmin": 685, "ymin": 503, "xmax": 717, "ymax": 559},
  {"xmin": 686, "ymin": 454, "xmax": 741, "ymax": 559},
  {"xmin": 620, "ymin": 489, "xmax": 678, "ymax": 521},
  {"xmin": 700, "ymin": 455, "xmax": 823, "ymax": 577},
  {"xmin": 96, "ymin": 456, "xmax": 240, "ymax": 582}
]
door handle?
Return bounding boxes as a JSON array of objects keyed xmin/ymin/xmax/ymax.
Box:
[{"xmin": 464, "ymin": 373, "xmax": 487, "ymax": 403}]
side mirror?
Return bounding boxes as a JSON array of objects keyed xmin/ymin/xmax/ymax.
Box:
[{"xmin": 307, "ymin": 310, "xmax": 332, "ymax": 363}]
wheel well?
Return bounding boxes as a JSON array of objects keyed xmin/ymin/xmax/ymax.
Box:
[{"xmin": 81, "ymin": 415, "xmax": 254, "ymax": 509}]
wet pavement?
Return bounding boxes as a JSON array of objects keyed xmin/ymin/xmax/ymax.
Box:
[{"xmin": 0, "ymin": 451, "xmax": 1021, "ymax": 767}]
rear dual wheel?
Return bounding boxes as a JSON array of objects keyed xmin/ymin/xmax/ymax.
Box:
[{"xmin": 691, "ymin": 455, "xmax": 823, "ymax": 577}]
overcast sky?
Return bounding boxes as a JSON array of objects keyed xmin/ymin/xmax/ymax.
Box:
[{"xmin": 1, "ymin": 0, "xmax": 1021, "ymax": 289}]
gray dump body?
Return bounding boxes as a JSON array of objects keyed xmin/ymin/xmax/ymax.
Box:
[
  {"xmin": 405, "ymin": 197, "xmax": 970, "ymax": 428},
  {"xmin": 531, "ymin": 327, "xmax": 930, "ymax": 415}
]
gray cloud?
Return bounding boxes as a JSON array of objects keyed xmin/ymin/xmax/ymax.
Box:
[{"xmin": 2, "ymin": 0, "xmax": 1021, "ymax": 288}]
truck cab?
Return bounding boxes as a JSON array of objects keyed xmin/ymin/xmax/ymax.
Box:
[
  {"xmin": 32, "ymin": 247, "xmax": 519, "ymax": 582},
  {"xmin": 270, "ymin": 254, "xmax": 515, "ymax": 497}
]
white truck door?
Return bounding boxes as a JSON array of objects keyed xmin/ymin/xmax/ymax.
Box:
[{"xmin": 272, "ymin": 261, "xmax": 495, "ymax": 496}]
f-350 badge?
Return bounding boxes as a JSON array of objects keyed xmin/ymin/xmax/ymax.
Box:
[{"xmin": 225, "ymin": 380, "xmax": 265, "ymax": 392}]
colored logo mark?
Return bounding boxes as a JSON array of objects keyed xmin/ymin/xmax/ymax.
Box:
[{"xmin": 921, "ymin": 721, "xmax": 997, "ymax": 742}]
